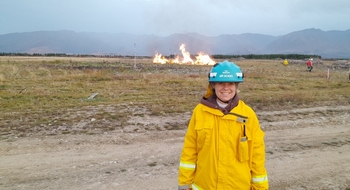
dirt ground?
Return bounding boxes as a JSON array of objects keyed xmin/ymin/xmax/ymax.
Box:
[{"xmin": 1, "ymin": 104, "xmax": 350, "ymax": 190}]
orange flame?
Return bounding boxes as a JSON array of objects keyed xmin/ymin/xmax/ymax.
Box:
[
  {"xmin": 153, "ymin": 53, "xmax": 168, "ymax": 64},
  {"xmin": 153, "ymin": 43, "xmax": 215, "ymax": 65},
  {"xmin": 179, "ymin": 44, "xmax": 194, "ymax": 64},
  {"xmin": 195, "ymin": 52, "xmax": 216, "ymax": 65}
]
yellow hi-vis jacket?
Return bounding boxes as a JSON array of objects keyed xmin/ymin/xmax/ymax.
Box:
[{"xmin": 178, "ymin": 100, "xmax": 268, "ymax": 190}]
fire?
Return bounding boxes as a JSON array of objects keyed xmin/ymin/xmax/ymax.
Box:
[
  {"xmin": 153, "ymin": 43, "xmax": 215, "ymax": 65},
  {"xmin": 179, "ymin": 44, "xmax": 194, "ymax": 64},
  {"xmin": 153, "ymin": 53, "xmax": 168, "ymax": 64},
  {"xmin": 195, "ymin": 52, "xmax": 216, "ymax": 65}
]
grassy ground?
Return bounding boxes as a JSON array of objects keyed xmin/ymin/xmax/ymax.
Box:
[{"xmin": 0, "ymin": 56, "xmax": 349, "ymax": 137}]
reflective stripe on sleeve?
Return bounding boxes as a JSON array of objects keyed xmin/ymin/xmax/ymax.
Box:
[
  {"xmin": 192, "ymin": 183, "xmax": 203, "ymax": 190},
  {"xmin": 252, "ymin": 174, "xmax": 268, "ymax": 184},
  {"xmin": 179, "ymin": 161, "xmax": 196, "ymax": 170}
]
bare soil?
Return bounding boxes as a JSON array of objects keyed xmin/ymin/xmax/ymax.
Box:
[{"xmin": 1, "ymin": 105, "xmax": 350, "ymax": 190}]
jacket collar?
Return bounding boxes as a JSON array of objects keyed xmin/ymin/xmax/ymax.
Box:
[{"xmin": 200, "ymin": 84, "xmax": 239, "ymax": 115}]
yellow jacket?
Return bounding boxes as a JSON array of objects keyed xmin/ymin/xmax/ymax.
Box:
[{"xmin": 178, "ymin": 97, "xmax": 268, "ymax": 189}]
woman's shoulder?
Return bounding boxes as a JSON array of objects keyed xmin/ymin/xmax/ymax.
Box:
[{"xmin": 237, "ymin": 100, "xmax": 257, "ymax": 114}]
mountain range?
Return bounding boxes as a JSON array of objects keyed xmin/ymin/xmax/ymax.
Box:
[{"xmin": 0, "ymin": 28, "xmax": 349, "ymax": 59}]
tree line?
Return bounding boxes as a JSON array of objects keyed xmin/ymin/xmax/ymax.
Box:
[
  {"xmin": 0, "ymin": 52, "xmax": 126, "ymax": 58},
  {"xmin": 1, "ymin": 52, "xmax": 321, "ymax": 60},
  {"xmin": 212, "ymin": 54, "xmax": 321, "ymax": 60}
]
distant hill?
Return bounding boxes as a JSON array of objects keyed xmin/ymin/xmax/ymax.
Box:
[
  {"xmin": 263, "ymin": 28, "xmax": 350, "ymax": 59},
  {"xmin": 0, "ymin": 28, "xmax": 349, "ymax": 58}
]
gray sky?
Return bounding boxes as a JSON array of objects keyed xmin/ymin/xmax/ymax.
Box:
[{"xmin": 1, "ymin": 0, "xmax": 349, "ymax": 36}]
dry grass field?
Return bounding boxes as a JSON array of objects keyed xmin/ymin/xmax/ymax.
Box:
[{"xmin": 0, "ymin": 56, "xmax": 349, "ymax": 189}]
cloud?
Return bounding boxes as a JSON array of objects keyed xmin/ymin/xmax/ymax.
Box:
[{"xmin": 0, "ymin": 0, "xmax": 349, "ymax": 36}]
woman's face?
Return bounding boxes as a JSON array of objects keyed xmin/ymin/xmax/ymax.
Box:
[{"xmin": 212, "ymin": 82, "xmax": 237, "ymax": 102}]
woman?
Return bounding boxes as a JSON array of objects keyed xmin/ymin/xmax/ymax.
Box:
[{"xmin": 178, "ymin": 61, "xmax": 268, "ymax": 190}]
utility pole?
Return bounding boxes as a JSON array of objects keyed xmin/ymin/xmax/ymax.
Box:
[{"xmin": 134, "ymin": 43, "xmax": 136, "ymax": 69}]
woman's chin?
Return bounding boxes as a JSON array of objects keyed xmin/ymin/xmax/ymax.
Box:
[{"xmin": 218, "ymin": 97, "xmax": 232, "ymax": 102}]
